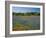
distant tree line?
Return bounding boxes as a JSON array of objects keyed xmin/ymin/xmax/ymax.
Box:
[{"xmin": 12, "ymin": 12, "xmax": 40, "ymax": 16}]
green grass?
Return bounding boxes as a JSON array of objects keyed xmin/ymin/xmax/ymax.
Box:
[{"xmin": 12, "ymin": 22, "xmax": 32, "ymax": 31}]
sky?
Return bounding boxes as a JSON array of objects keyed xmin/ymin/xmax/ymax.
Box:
[{"xmin": 12, "ymin": 7, "xmax": 40, "ymax": 13}]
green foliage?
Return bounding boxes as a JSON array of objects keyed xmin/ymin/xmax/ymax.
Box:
[{"xmin": 12, "ymin": 12, "xmax": 40, "ymax": 16}]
